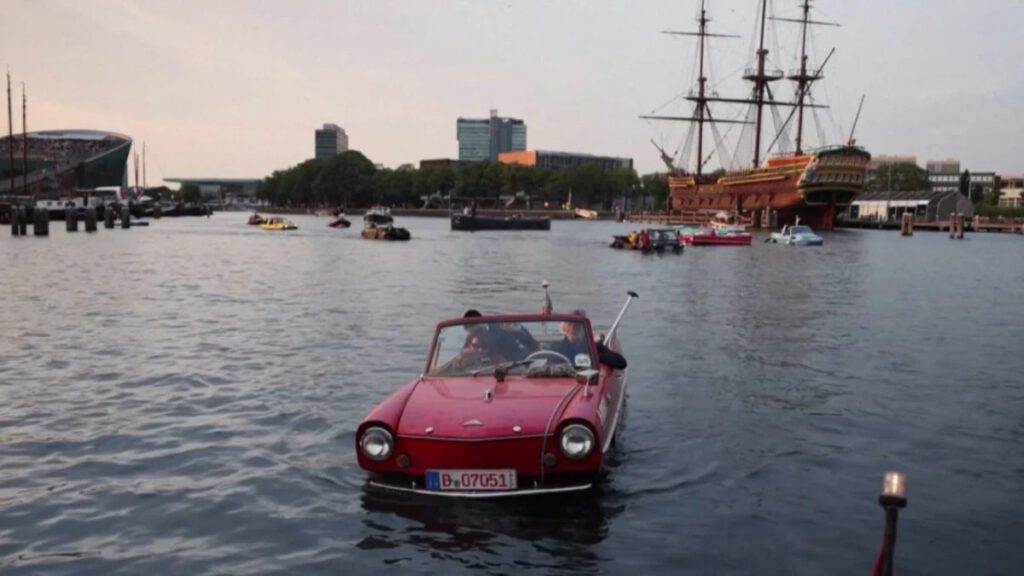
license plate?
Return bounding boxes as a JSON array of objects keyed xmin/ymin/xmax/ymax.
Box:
[{"xmin": 426, "ymin": 469, "xmax": 517, "ymax": 491}]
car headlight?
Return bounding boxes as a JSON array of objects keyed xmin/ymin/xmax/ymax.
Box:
[
  {"xmin": 559, "ymin": 424, "xmax": 595, "ymax": 460},
  {"xmin": 359, "ymin": 426, "xmax": 394, "ymax": 461}
]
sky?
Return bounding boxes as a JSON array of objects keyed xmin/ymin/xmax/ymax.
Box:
[{"xmin": 3, "ymin": 0, "xmax": 1023, "ymax": 186}]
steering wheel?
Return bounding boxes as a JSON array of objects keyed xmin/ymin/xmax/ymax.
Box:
[{"xmin": 524, "ymin": 350, "xmax": 573, "ymax": 365}]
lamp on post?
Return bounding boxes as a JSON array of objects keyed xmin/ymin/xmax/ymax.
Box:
[{"xmin": 876, "ymin": 471, "xmax": 908, "ymax": 576}]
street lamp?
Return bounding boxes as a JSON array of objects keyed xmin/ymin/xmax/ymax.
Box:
[{"xmin": 876, "ymin": 471, "xmax": 908, "ymax": 576}]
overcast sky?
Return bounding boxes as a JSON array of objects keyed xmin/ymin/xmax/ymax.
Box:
[{"xmin": 4, "ymin": 0, "xmax": 1023, "ymax": 185}]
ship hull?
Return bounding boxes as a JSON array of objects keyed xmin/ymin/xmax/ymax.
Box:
[{"xmin": 668, "ymin": 147, "xmax": 871, "ymax": 230}]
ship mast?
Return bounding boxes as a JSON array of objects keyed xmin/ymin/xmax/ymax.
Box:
[
  {"xmin": 751, "ymin": 0, "xmax": 769, "ymax": 167},
  {"xmin": 775, "ymin": 0, "xmax": 839, "ymax": 155},
  {"xmin": 640, "ymin": 0, "xmax": 744, "ymax": 178}
]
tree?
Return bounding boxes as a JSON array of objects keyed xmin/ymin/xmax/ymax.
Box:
[
  {"xmin": 866, "ymin": 162, "xmax": 930, "ymax": 192},
  {"xmin": 640, "ymin": 173, "xmax": 669, "ymax": 210}
]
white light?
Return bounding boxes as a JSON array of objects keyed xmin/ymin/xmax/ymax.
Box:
[
  {"xmin": 360, "ymin": 427, "xmax": 394, "ymax": 461},
  {"xmin": 881, "ymin": 471, "xmax": 907, "ymax": 498}
]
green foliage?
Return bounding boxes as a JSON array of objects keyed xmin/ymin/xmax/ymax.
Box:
[
  {"xmin": 255, "ymin": 150, "xmax": 650, "ymax": 210},
  {"xmin": 640, "ymin": 173, "xmax": 669, "ymax": 210},
  {"xmin": 867, "ymin": 162, "xmax": 930, "ymax": 192},
  {"xmin": 974, "ymin": 203, "xmax": 1024, "ymax": 218}
]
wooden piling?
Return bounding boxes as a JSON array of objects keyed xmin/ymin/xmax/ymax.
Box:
[
  {"xmin": 956, "ymin": 214, "xmax": 965, "ymax": 239},
  {"xmin": 900, "ymin": 212, "xmax": 914, "ymax": 236},
  {"xmin": 66, "ymin": 206, "xmax": 79, "ymax": 232},
  {"xmin": 104, "ymin": 206, "xmax": 116, "ymax": 229},
  {"xmin": 120, "ymin": 205, "xmax": 131, "ymax": 229},
  {"xmin": 17, "ymin": 205, "xmax": 27, "ymax": 236},
  {"xmin": 948, "ymin": 212, "xmax": 956, "ymax": 239},
  {"xmin": 84, "ymin": 207, "xmax": 97, "ymax": 232},
  {"xmin": 10, "ymin": 205, "xmax": 21, "ymax": 236},
  {"xmin": 33, "ymin": 207, "xmax": 49, "ymax": 236}
]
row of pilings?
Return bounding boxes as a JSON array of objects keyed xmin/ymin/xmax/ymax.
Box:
[
  {"xmin": 898, "ymin": 212, "xmax": 967, "ymax": 239},
  {"xmin": 9, "ymin": 205, "xmax": 133, "ymax": 236}
]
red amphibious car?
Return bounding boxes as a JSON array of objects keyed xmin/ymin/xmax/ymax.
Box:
[{"xmin": 356, "ymin": 309, "xmax": 630, "ymax": 497}]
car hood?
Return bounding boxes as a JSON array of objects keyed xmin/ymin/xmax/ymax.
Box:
[{"xmin": 396, "ymin": 376, "xmax": 579, "ymax": 439}]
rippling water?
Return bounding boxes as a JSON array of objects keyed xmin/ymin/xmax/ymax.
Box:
[{"xmin": 1, "ymin": 214, "xmax": 1022, "ymax": 575}]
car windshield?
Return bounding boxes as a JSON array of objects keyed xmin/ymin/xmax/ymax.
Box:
[
  {"xmin": 792, "ymin": 226, "xmax": 813, "ymax": 234},
  {"xmin": 427, "ymin": 319, "xmax": 594, "ymax": 377}
]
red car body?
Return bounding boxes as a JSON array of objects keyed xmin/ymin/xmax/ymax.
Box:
[{"xmin": 356, "ymin": 312, "xmax": 628, "ymax": 497}]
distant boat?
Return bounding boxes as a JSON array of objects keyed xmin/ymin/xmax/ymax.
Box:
[
  {"xmin": 260, "ymin": 217, "xmax": 297, "ymax": 231},
  {"xmin": 574, "ymin": 208, "xmax": 599, "ymax": 220},
  {"xmin": 451, "ymin": 213, "xmax": 551, "ymax": 231},
  {"xmin": 769, "ymin": 222, "xmax": 823, "ymax": 245},
  {"xmin": 364, "ymin": 206, "xmax": 393, "ymax": 225}
]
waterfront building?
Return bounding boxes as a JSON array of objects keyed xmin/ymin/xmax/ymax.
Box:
[
  {"xmin": 498, "ymin": 150, "xmax": 633, "ymax": 171},
  {"xmin": 456, "ymin": 110, "xmax": 526, "ymax": 162},
  {"xmin": 967, "ymin": 172, "xmax": 999, "ymax": 203},
  {"xmin": 0, "ymin": 129, "xmax": 131, "ymax": 195},
  {"xmin": 164, "ymin": 177, "xmax": 260, "ymax": 208},
  {"xmin": 315, "ymin": 123, "xmax": 348, "ymax": 160},
  {"xmin": 998, "ymin": 174, "xmax": 1023, "ymax": 208},
  {"xmin": 845, "ymin": 189, "xmax": 974, "ymax": 222},
  {"xmin": 927, "ymin": 159, "xmax": 961, "ymax": 193}
]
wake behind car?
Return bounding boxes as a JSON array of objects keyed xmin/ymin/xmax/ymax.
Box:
[{"xmin": 356, "ymin": 290, "xmax": 637, "ymax": 497}]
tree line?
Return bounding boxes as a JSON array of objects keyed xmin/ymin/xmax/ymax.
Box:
[{"xmin": 254, "ymin": 150, "xmax": 669, "ymax": 210}]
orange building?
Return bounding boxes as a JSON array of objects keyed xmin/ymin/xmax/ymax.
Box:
[{"xmin": 498, "ymin": 150, "xmax": 632, "ymax": 171}]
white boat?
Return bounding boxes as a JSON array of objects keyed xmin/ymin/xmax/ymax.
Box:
[
  {"xmin": 573, "ymin": 208, "xmax": 598, "ymax": 220},
  {"xmin": 363, "ymin": 205, "xmax": 393, "ymax": 225},
  {"xmin": 769, "ymin": 224, "xmax": 824, "ymax": 246}
]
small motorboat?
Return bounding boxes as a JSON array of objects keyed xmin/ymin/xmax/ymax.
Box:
[
  {"xmin": 247, "ymin": 213, "xmax": 266, "ymax": 226},
  {"xmin": 328, "ymin": 215, "xmax": 351, "ymax": 228},
  {"xmin": 260, "ymin": 217, "xmax": 297, "ymax": 231},
  {"xmin": 573, "ymin": 208, "xmax": 599, "ymax": 220},
  {"xmin": 676, "ymin": 212, "xmax": 752, "ymax": 246},
  {"xmin": 611, "ymin": 228, "xmax": 682, "ymax": 253},
  {"xmin": 355, "ymin": 286, "xmax": 637, "ymax": 497},
  {"xmin": 361, "ymin": 223, "xmax": 410, "ymax": 241},
  {"xmin": 769, "ymin": 223, "xmax": 824, "ymax": 246},
  {"xmin": 364, "ymin": 206, "xmax": 394, "ymax": 226}
]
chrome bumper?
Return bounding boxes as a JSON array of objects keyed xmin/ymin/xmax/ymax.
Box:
[{"xmin": 368, "ymin": 480, "xmax": 593, "ymax": 498}]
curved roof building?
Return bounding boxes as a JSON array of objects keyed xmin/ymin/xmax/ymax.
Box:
[{"xmin": 0, "ymin": 129, "xmax": 132, "ymax": 194}]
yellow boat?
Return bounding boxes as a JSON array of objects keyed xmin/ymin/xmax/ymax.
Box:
[{"xmin": 260, "ymin": 217, "xmax": 297, "ymax": 231}]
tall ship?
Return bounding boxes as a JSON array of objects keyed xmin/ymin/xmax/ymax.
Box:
[{"xmin": 642, "ymin": 0, "xmax": 870, "ymax": 230}]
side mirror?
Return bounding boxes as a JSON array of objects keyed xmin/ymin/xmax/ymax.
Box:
[{"xmin": 575, "ymin": 368, "xmax": 599, "ymax": 386}]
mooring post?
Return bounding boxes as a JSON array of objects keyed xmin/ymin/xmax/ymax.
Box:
[
  {"xmin": 17, "ymin": 205, "xmax": 27, "ymax": 235},
  {"xmin": 104, "ymin": 205, "xmax": 115, "ymax": 229},
  {"xmin": 10, "ymin": 204, "xmax": 20, "ymax": 236},
  {"xmin": 900, "ymin": 212, "xmax": 913, "ymax": 236},
  {"xmin": 120, "ymin": 204, "xmax": 131, "ymax": 229},
  {"xmin": 66, "ymin": 205, "xmax": 78, "ymax": 232},
  {"xmin": 84, "ymin": 207, "xmax": 97, "ymax": 232},
  {"xmin": 956, "ymin": 213, "xmax": 965, "ymax": 239},
  {"xmin": 32, "ymin": 206, "xmax": 49, "ymax": 236}
]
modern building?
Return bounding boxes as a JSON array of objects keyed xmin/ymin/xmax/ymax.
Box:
[
  {"xmin": 967, "ymin": 172, "xmax": 998, "ymax": 203},
  {"xmin": 163, "ymin": 177, "xmax": 260, "ymax": 207},
  {"xmin": 998, "ymin": 174, "xmax": 1023, "ymax": 208},
  {"xmin": 498, "ymin": 150, "xmax": 633, "ymax": 171},
  {"xmin": 0, "ymin": 129, "xmax": 132, "ymax": 195},
  {"xmin": 868, "ymin": 155, "xmax": 918, "ymax": 170},
  {"xmin": 315, "ymin": 123, "xmax": 348, "ymax": 159},
  {"xmin": 845, "ymin": 189, "xmax": 974, "ymax": 222},
  {"xmin": 926, "ymin": 159, "xmax": 961, "ymax": 193},
  {"xmin": 457, "ymin": 109, "xmax": 526, "ymax": 162}
]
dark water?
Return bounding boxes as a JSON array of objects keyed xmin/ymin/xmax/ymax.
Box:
[{"xmin": 1, "ymin": 214, "xmax": 1022, "ymax": 575}]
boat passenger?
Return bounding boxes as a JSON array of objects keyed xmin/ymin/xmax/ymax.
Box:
[
  {"xmin": 628, "ymin": 230, "xmax": 639, "ymax": 245},
  {"xmin": 638, "ymin": 230, "xmax": 652, "ymax": 251},
  {"xmin": 550, "ymin": 310, "xmax": 627, "ymax": 370}
]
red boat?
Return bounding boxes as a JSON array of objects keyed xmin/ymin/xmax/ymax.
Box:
[
  {"xmin": 356, "ymin": 289, "xmax": 637, "ymax": 497},
  {"xmin": 676, "ymin": 212, "xmax": 753, "ymax": 246},
  {"xmin": 327, "ymin": 215, "xmax": 351, "ymax": 228}
]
